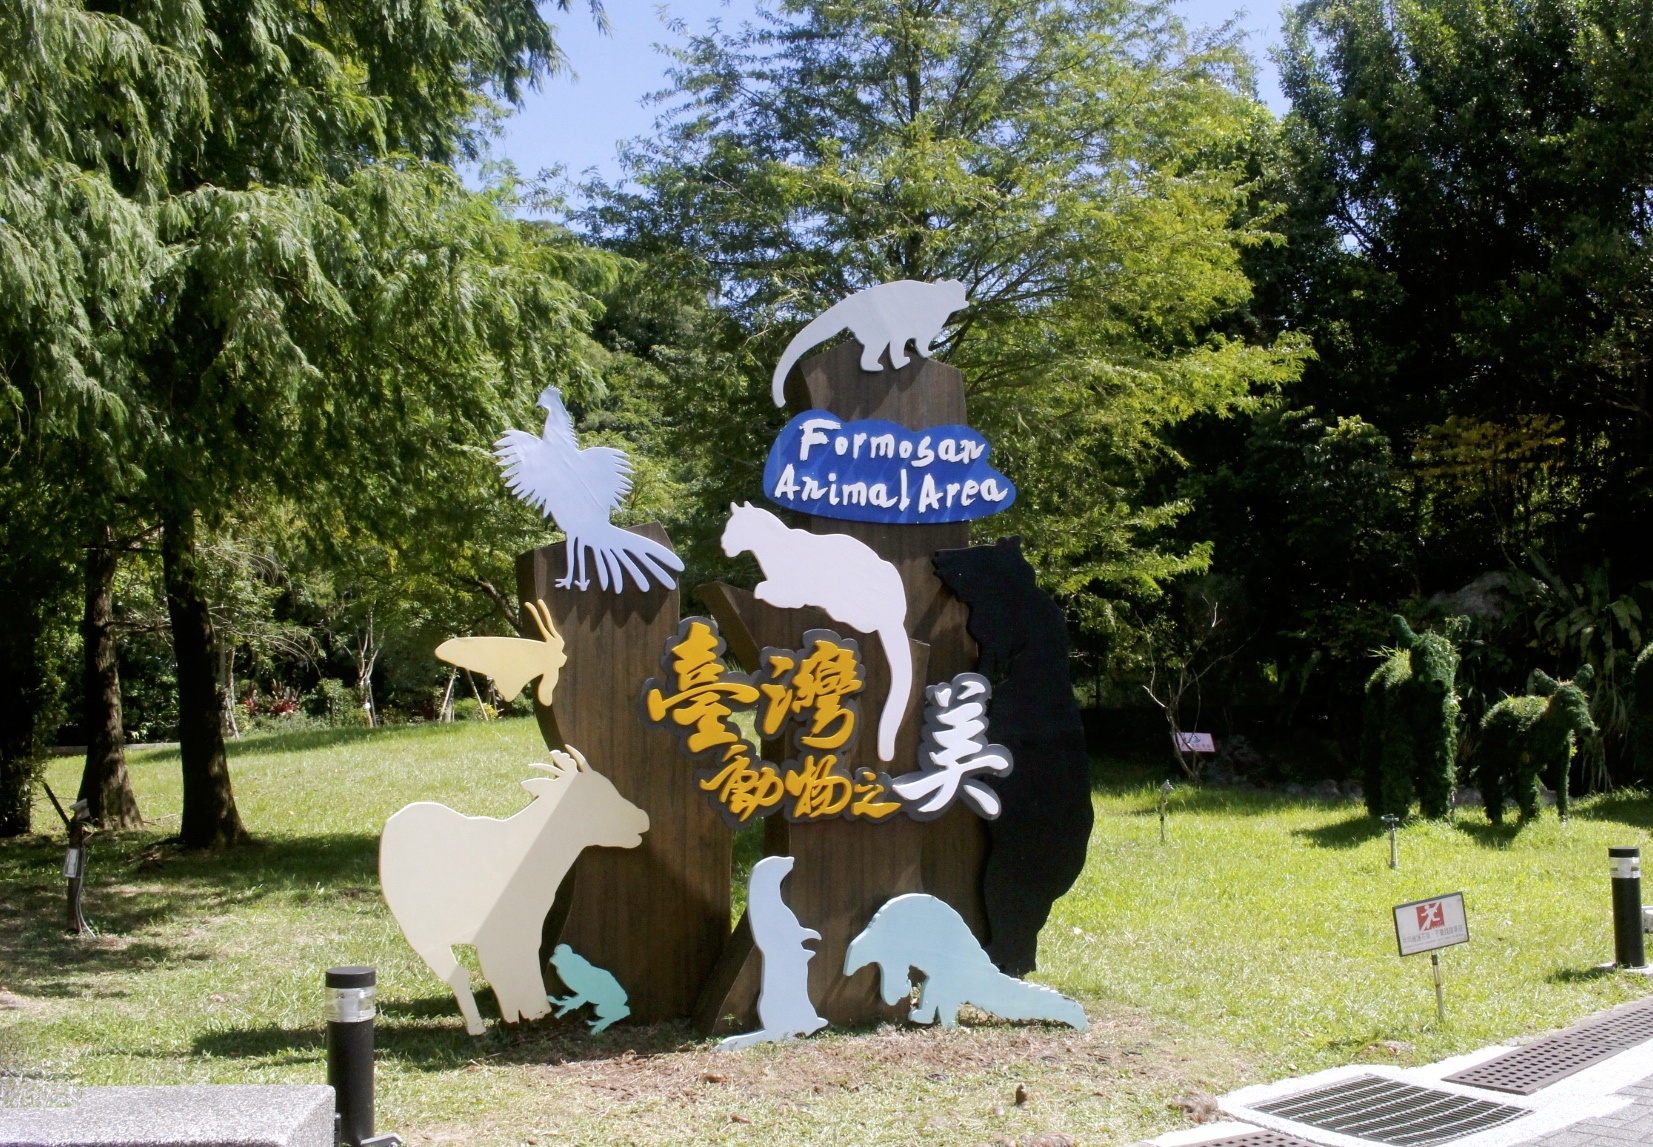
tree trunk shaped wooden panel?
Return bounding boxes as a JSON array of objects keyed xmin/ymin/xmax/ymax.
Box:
[
  {"xmin": 694, "ymin": 342, "xmax": 987, "ymax": 1029},
  {"xmin": 515, "ymin": 523, "xmax": 731, "ymax": 1023},
  {"xmin": 694, "ymin": 581, "xmax": 932, "ymax": 1026},
  {"xmin": 795, "ymin": 340, "xmax": 987, "ymax": 942}
]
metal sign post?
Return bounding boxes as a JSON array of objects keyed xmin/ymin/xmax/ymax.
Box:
[
  {"xmin": 1393, "ymin": 892, "xmax": 1469, "ymax": 1026},
  {"xmin": 40, "ymin": 781, "xmax": 91, "ymax": 934},
  {"xmin": 1158, "ymin": 779, "xmax": 1173, "ymax": 844},
  {"xmin": 1382, "ymin": 814, "xmax": 1400, "ymax": 871},
  {"xmin": 1431, "ymin": 953, "xmax": 1446, "ymax": 1024}
]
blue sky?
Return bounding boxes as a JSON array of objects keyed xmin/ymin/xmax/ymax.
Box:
[{"xmin": 481, "ymin": 0, "xmax": 1289, "ymax": 189}]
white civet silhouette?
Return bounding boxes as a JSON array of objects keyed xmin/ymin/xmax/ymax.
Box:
[
  {"xmin": 770, "ymin": 280, "xmax": 969, "ymax": 406},
  {"xmin": 718, "ymin": 856, "xmax": 828, "ymax": 1051},
  {"xmin": 496, "ymin": 387, "xmax": 685, "ymax": 593},
  {"xmin": 845, "ymin": 894, "xmax": 1088, "ymax": 1030},
  {"xmin": 721, "ymin": 502, "xmax": 911, "ymax": 761},
  {"xmin": 379, "ymin": 746, "xmax": 649, "ymax": 1036},
  {"xmin": 891, "ymin": 672, "xmax": 1013, "ymax": 819}
]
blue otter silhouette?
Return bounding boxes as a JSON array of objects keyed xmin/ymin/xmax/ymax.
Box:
[{"xmin": 933, "ymin": 536, "xmax": 1093, "ymax": 976}]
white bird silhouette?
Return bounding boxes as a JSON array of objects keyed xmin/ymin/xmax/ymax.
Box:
[{"xmin": 495, "ymin": 388, "xmax": 685, "ymax": 593}]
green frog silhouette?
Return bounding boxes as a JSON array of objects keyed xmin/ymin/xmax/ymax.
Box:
[{"xmin": 547, "ymin": 944, "xmax": 630, "ymax": 1033}]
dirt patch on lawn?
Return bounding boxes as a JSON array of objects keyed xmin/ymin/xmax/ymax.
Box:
[{"xmin": 397, "ymin": 1004, "xmax": 1252, "ymax": 1147}]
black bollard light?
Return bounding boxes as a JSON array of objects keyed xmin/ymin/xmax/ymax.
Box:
[
  {"xmin": 1610, "ymin": 847, "xmax": 1647, "ymax": 971},
  {"xmin": 326, "ymin": 966, "xmax": 393, "ymax": 1147}
]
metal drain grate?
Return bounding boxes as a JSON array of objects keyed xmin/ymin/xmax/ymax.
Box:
[
  {"xmin": 1443, "ymin": 995, "xmax": 1653, "ymax": 1095},
  {"xmin": 1254, "ymin": 1074, "xmax": 1529, "ymax": 1146},
  {"xmin": 1190, "ymin": 1132, "xmax": 1326, "ymax": 1147}
]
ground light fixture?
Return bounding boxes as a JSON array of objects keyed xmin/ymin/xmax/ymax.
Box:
[{"xmin": 325, "ymin": 966, "xmax": 401, "ymax": 1147}]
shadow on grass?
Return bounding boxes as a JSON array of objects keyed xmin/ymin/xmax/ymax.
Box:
[
  {"xmin": 193, "ymin": 1011, "xmax": 716, "ymax": 1072},
  {"xmin": 1292, "ymin": 815, "xmax": 1387, "ymax": 849},
  {"xmin": 127, "ymin": 833, "xmax": 381, "ymax": 890},
  {"xmin": 0, "ymin": 830, "xmax": 381, "ymax": 984},
  {"xmin": 1451, "ymin": 820, "xmax": 1526, "ymax": 849},
  {"xmin": 1549, "ymin": 965, "xmax": 1614, "ymax": 984},
  {"xmin": 1566, "ymin": 789, "xmax": 1653, "ymax": 832},
  {"xmin": 224, "ymin": 725, "xmax": 419, "ymax": 759}
]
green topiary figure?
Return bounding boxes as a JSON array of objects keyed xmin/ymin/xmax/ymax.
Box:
[
  {"xmin": 1633, "ymin": 646, "xmax": 1653, "ymax": 782},
  {"xmin": 1477, "ymin": 666, "xmax": 1596, "ymax": 823},
  {"xmin": 1361, "ymin": 615, "xmax": 1463, "ymax": 819}
]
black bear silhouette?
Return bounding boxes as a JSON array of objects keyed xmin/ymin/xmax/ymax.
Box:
[{"xmin": 933, "ymin": 536, "xmax": 1093, "ymax": 976}]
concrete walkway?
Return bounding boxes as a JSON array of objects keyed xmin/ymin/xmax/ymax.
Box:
[
  {"xmin": 1153, "ymin": 1003, "xmax": 1653, "ymax": 1147},
  {"xmin": 1521, "ymin": 1073, "xmax": 1653, "ymax": 1147}
]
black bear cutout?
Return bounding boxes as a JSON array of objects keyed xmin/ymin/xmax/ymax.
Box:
[{"xmin": 933, "ymin": 536, "xmax": 1093, "ymax": 976}]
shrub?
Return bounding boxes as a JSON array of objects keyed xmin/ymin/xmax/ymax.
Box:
[
  {"xmin": 1361, "ymin": 615, "xmax": 1464, "ymax": 819},
  {"xmin": 303, "ymin": 679, "xmax": 368, "ymax": 727},
  {"xmin": 1477, "ymin": 667, "xmax": 1596, "ymax": 822}
]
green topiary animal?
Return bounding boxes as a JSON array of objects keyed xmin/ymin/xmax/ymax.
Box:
[
  {"xmin": 1361, "ymin": 615, "xmax": 1463, "ymax": 819},
  {"xmin": 1476, "ymin": 666, "xmax": 1596, "ymax": 823},
  {"xmin": 1633, "ymin": 646, "xmax": 1653, "ymax": 781}
]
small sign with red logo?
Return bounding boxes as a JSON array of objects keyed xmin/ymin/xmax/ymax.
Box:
[
  {"xmin": 1172, "ymin": 732, "xmax": 1216, "ymax": 754},
  {"xmin": 1393, "ymin": 892, "xmax": 1469, "ymax": 957}
]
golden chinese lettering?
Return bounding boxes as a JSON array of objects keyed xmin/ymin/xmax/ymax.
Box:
[
  {"xmin": 782, "ymin": 754, "xmax": 854, "ymax": 819},
  {"xmin": 645, "ymin": 619, "xmax": 893, "ymax": 825},
  {"xmin": 755, "ymin": 630, "xmax": 864, "ymax": 754}
]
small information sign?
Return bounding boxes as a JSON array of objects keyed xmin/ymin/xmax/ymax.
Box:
[
  {"xmin": 1173, "ymin": 732, "xmax": 1216, "ymax": 754},
  {"xmin": 1393, "ymin": 892, "xmax": 1469, "ymax": 957}
]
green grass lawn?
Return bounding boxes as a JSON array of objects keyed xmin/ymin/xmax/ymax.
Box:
[{"xmin": 4, "ymin": 718, "xmax": 1652, "ymax": 1146}]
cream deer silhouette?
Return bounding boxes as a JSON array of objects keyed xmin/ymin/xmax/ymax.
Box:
[{"xmin": 379, "ymin": 746, "xmax": 649, "ymax": 1035}]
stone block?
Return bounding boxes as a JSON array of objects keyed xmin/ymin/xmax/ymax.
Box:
[{"xmin": 0, "ymin": 1085, "xmax": 333, "ymax": 1147}]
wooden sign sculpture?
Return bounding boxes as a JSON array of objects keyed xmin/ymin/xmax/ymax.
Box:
[
  {"xmin": 933, "ymin": 538, "xmax": 1093, "ymax": 977},
  {"xmin": 379, "ymin": 746, "xmax": 649, "ymax": 1036},
  {"xmin": 721, "ymin": 502, "xmax": 911, "ymax": 762},
  {"xmin": 499, "ymin": 281, "xmax": 1093, "ymax": 1036},
  {"xmin": 717, "ymin": 857, "xmax": 828, "ymax": 1051},
  {"xmin": 497, "ymin": 387, "xmax": 685, "ymax": 593},
  {"xmin": 845, "ymin": 894, "xmax": 1088, "ymax": 1030},
  {"xmin": 638, "ymin": 616, "xmax": 774, "ymax": 827},
  {"xmin": 435, "ymin": 599, "xmax": 567, "ymax": 705},
  {"xmin": 770, "ymin": 280, "xmax": 969, "ymax": 405}
]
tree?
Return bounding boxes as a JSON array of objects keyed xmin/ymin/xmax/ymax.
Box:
[
  {"xmin": 1178, "ymin": 407, "xmax": 1411, "ymax": 733},
  {"xmin": 585, "ymin": 0, "xmax": 1306, "ymax": 625},
  {"xmin": 1269, "ymin": 0, "xmax": 1653, "ymax": 583},
  {"xmin": 0, "ymin": 0, "xmax": 195, "ymax": 834},
  {"xmin": 78, "ymin": 524, "xmax": 143, "ymax": 828},
  {"xmin": 0, "ymin": 470, "xmax": 78, "ymax": 835},
  {"xmin": 4, "ymin": 0, "xmax": 615, "ymax": 845},
  {"xmin": 1215, "ymin": 0, "xmax": 1653, "ymax": 775}
]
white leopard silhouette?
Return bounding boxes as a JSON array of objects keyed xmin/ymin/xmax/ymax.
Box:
[
  {"xmin": 770, "ymin": 280, "xmax": 969, "ymax": 406},
  {"xmin": 721, "ymin": 502, "xmax": 911, "ymax": 761}
]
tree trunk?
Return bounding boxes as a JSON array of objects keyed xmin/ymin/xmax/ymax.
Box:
[
  {"xmin": 0, "ymin": 556, "xmax": 64, "ymax": 837},
  {"xmin": 78, "ymin": 529, "xmax": 142, "ymax": 829},
  {"xmin": 0, "ymin": 621, "xmax": 46, "ymax": 836},
  {"xmin": 162, "ymin": 513, "xmax": 248, "ymax": 848}
]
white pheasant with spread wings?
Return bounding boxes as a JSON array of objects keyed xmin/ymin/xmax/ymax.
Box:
[{"xmin": 495, "ymin": 387, "xmax": 684, "ymax": 593}]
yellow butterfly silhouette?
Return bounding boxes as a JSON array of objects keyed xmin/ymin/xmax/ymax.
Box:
[{"xmin": 435, "ymin": 599, "xmax": 568, "ymax": 706}]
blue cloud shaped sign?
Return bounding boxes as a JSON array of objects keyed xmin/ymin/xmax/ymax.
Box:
[{"xmin": 763, "ymin": 411, "xmax": 1016, "ymax": 525}]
